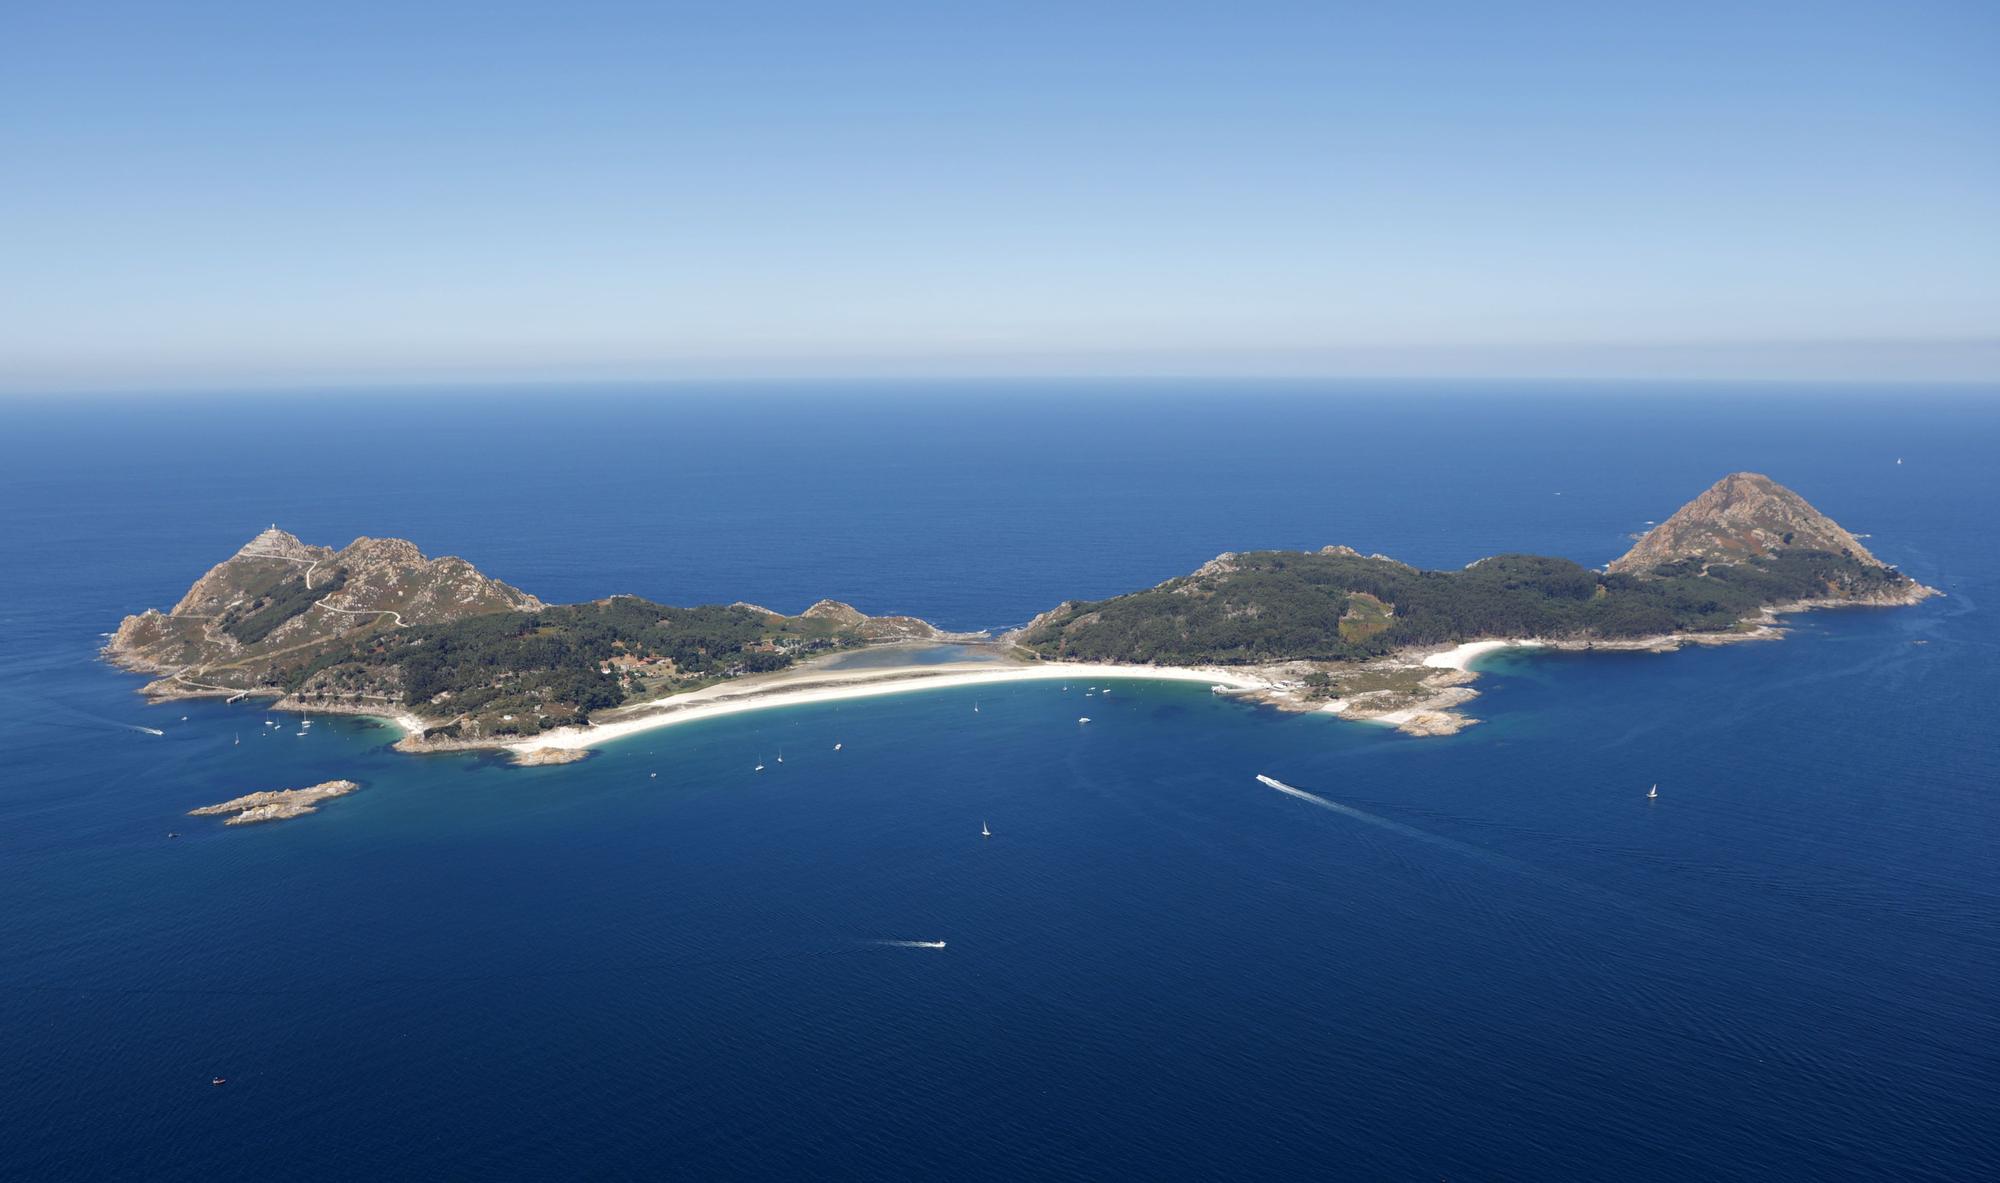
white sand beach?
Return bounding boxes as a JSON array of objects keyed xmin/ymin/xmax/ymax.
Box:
[
  {"xmin": 1420, "ymin": 639, "xmax": 1544, "ymax": 672},
  {"xmin": 509, "ymin": 659, "xmax": 1271, "ymax": 755}
]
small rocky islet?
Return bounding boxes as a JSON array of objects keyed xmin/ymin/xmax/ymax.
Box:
[{"xmin": 188, "ymin": 780, "xmax": 361, "ymax": 825}]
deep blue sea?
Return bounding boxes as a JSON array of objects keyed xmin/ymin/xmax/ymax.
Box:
[{"xmin": 3, "ymin": 384, "xmax": 1996, "ymax": 1180}]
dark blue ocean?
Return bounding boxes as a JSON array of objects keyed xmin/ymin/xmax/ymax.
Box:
[{"xmin": 3, "ymin": 384, "xmax": 1996, "ymax": 1180}]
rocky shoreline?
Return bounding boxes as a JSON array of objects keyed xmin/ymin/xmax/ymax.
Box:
[
  {"xmin": 103, "ymin": 475, "xmax": 1942, "ymax": 759},
  {"xmin": 189, "ymin": 780, "xmax": 361, "ymax": 825},
  {"xmin": 1222, "ymin": 581, "xmax": 1941, "ymax": 736},
  {"xmin": 110, "ymin": 578, "xmax": 1943, "ymax": 759}
]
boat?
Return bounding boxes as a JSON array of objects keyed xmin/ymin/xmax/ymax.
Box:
[
  {"xmin": 776, "ymin": 748, "xmax": 784, "ymax": 764},
  {"xmin": 755, "ymin": 760, "xmax": 765, "ymax": 772},
  {"xmin": 233, "ymin": 733, "xmax": 240, "ymax": 745},
  {"xmin": 1648, "ymin": 783, "xmax": 1658, "ymax": 799},
  {"xmin": 973, "ymin": 701, "xmax": 980, "ymax": 713},
  {"xmin": 981, "ymin": 820, "xmax": 991, "ymax": 838},
  {"xmin": 210, "ymin": 1076, "xmax": 226, "ymax": 1086},
  {"xmin": 1078, "ymin": 716, "xmax": 1091, "ymax": 724},
  {"xmin": 834, "ymin": 742, "xmax": 842, "ymax": 751}
]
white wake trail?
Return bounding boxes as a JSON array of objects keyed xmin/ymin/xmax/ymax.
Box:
[
  {"xmin": 1254, "ymin": 774, "xmax": 1533, "ymax": 873},
  {"xmin": 1252, "ymin": 774, "xmax": 1654, "ymax": 920},
  {"xmin": 868, "ymin": 940, "xmax": 948, "ymax": 949}
]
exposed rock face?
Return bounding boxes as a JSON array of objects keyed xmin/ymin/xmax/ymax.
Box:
[
  {"xmin": 802, "ymin": 598, "xmax": 970, "ymax": 642},
  {"xmin": 106, "ymin": 527, "xmax": 543, "ymax": 699},
  {"xmin": 512, "ymin": 747, "xmax": 591, "ymax": 766},
  {"xmin": 189, "ymin": 779, "xmax": 360, "ymax": 824},
  {"xmin": 802, "ymin": 599, "xmax": 869, "ymax": 628},
  {"xmin": 1610, "ymin": 473, "xmax": 1884, "ymax": 574}
]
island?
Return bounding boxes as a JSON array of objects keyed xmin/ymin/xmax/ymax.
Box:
[
  {"xmin": 107, "ymin": 473, "xmax": 1935, "ymax": 756},
  {"xmin": 189, "ymin": 780, "xmax": 361, "ymax": 824}
]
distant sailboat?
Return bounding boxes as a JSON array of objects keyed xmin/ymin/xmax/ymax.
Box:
[
  {"xmin": 834, "ymin": 742, "xmax": 843, "ymax": 751},
  {"xmin": 776, "ymin": 747, "xmax": 784, "ymax": 764},
  {"xmin": 1078, "ymin": 716, "xmax": 1091, "ymax": 724},
  {"xmin": 1647, "ymin": 783, "xmax": 1658, "ymax": 799},
  {"xmin": 981, "ymin": 820, "xmax": 991, "ymax": 838},
  {"xmin": 973, "ymin": 701, "xmax": 980, "ymax": 713},
  {"xmin": 233, "ymin": 733, "xmax": 240, "ymax": 745},
  {"xmin": 755, "ymin": 758, "xmax": 765, "ymax": 772}
]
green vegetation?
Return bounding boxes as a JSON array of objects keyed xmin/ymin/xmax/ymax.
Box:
[
  {"xmin": 1019, "ymin": 548, "xmax": 1914, "ymax": 666},
  {"xmin": 221, "ymin": 568, "xmax": 347, "ymax": 644},
  {"xmin": 1337, "ymin": 591, "xmax": 1395, "ymax": 643},
  {"xmin": 278, "ymin": 597, "xmax": 858, "ymax": 736}
]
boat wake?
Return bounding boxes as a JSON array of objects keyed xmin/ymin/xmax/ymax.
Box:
[
  {"xmin": 868, "ymin": 939, "xmax": 947, "ymax": 949},
  {"xmin": 1255, "ymin": 774, "xmax": 1537, "ymax": 875},
  {"xmin": 1252, "ymin": 774, "xmax": 1652, "ymax": 917}
]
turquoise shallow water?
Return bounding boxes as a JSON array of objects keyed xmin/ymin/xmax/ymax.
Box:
[{"xmin": 2, "ymin": 385, "xmax": 1996, "ymax": 1180}]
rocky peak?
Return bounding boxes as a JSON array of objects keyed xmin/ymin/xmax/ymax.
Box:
[
  {"xmin": 232, "ymin": 526, "xmax": 319, "ymax": 562},
  {"xmin": 1610, "ymin": 472, "xmax": 1883, "ymax": 575},
  {"xmin": 338, "ymin": 537, "xmax": 426, "ymax": 565},
  {"xmin": 801, "ymin": 599, "xmax": 869, "ymax": 627}
]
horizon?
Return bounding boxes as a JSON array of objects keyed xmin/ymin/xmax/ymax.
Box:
[{"xmin": 5, "ymin": 1, "xmax": 1996, "ymax": 393}]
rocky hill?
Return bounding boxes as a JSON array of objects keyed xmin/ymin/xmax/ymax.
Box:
[
  {"xmin": 105, "ymin": 528, "xmax": 964, "ymax": 743},
  {"xmin": 801, "ymin": 598, "xmax": 969, "ymax": 642},
  {"xmin": 1013, "ymin": 473, "xmax": 1932, "ymax": 667},
  {"xmin": 106, "ymin": 527, "xmax": 542, "ymax": 697},
  {"xmin": 1610, "ymin": 472, "xmax": 1884, "ymax": 574}
]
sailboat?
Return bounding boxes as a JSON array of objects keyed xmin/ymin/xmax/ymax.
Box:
[
  {"xmin": 776, "ymin": 747, "xmax": 784, "ymax": 764},
  {"xmin": 973, "ymin": 701, "xmax": 980, "ymax": 713},
  {"xmin": 981, "ymin": 820, "xmax": 991, "ymax": 838},
  {"xmin": 834, "ymin": 742, "xmax": 843, "ymax": 751},
  {"xmin": 755, "ymin": 758, "xmax": 765, "ymax": 772},
  {"xmin": 233, "ymin": 733, "xmax": 240, "ymax": 746},
  {"xmin": 1647, "ymin": 783, "xmax": 1658, "ymax": 799}
]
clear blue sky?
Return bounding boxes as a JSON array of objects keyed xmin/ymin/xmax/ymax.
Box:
[{"xmin": 3, "ymin": 0, "xmax": 1995, "ymax": 391}]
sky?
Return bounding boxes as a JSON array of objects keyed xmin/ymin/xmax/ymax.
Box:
[{"xmin": 2, "ymin": 0, "xmax": 1996, "ymax": 392}]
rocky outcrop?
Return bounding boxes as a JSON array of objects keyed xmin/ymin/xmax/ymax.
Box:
[
  {"xmin": 802, "ymin": 599, "xmax": 869, "ymax": 628},
  {"xmin": 1611, "ymin": 472, "xmax": 1884, "ymax": 574},
  {"xmin": 105, "ymin": 527, "xmax": 544, "ymax": 701},
  {"xmin": 512, "ymin": 747, "xmax": 591, "ymax": 766},
  {"xmin": 802, "ymin": 598, "xmax": 972, "ymax": 642},
  {"xmin": 189, "ymin": 780, "xmax": 360, "ymax": 825}
]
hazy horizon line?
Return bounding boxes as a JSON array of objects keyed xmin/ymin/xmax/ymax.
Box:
[{"xmin": 5, "ymin": 337, "xmax": 1998, "ymax": 398}]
